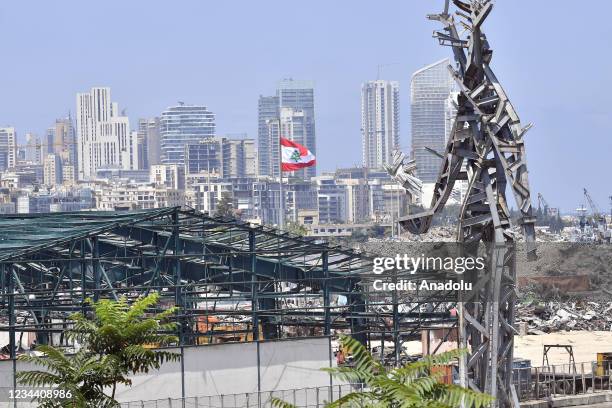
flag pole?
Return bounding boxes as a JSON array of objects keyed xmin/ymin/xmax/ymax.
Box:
[{"xmin": 278, "ymin": 118, "xmax": 285, "ymax": 230}]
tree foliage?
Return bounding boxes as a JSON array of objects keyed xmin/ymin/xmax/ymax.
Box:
[
  {"xmin": 286, "ymin": 221, "xmax": 308, "ymax": 236},
  {"xmin": 272, "ymin": 335, "xmax": 493, "ymax": 408},
  {"xmin": 214, "ymin": 191, "xmax": 234, "ymax": 218},
  {"xmin": 17, "ymin": 293, "xmax": 180, "ymax": 407}
]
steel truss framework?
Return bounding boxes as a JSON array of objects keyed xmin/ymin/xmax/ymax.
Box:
[
  {"xmin": 391, "ymin": 0, "xmax": 537, "ymax": 406},
  {"xmin": 0, "ymin": 208, "xmax": 456, "ymax": 366}
]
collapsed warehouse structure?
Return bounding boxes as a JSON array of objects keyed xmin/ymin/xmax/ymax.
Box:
[{"xmin": 0, "ymin": 208, "xmax": 456, "ymax": 362}]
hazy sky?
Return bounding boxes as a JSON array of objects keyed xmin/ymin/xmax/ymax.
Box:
[{"xmin": 0, "ymin": 0, "xmax": 611, "ymax": 212}]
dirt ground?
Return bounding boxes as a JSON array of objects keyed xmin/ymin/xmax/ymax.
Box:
[
  {"xmin": 398, "ymin": 331, "xmax": 612, "ymax": 372},
  {"xmin": 514, "ymin": 331, "xmax": 612, "ymax": 368}
]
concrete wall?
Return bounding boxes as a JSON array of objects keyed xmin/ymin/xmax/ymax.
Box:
[{"xmin": 0, "ymin": 337, "xmax": 335, "ymax": 405}]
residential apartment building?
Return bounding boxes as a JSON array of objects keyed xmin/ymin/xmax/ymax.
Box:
[
  {"xmin": 94, "ymin": 184, "xmax": 185, "ymax": 211},
  {"xmin": 76, "ymin": 87, "xmax": 138, "ymax": 179},
  {"xmin": 361, "ymin": 80, "xmax": 400, "ymax": 169},
  {"xmin": 150, "ymin": 164, "xmax": 186, "ymax": 190},
  {"xmin": 43, "ymin": 153, "xmax": 62, "ymax": 187},
  {"xmin": 0, "ymin": 128, "xmax": 17, "ymax": 171}
]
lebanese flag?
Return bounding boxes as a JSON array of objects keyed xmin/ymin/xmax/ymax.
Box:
[{"xmin": 280, "ymin": 137, "xmax": 316, "ymax": 171}]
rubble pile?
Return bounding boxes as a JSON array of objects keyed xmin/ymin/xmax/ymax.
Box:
[
  {"xmin": 516, "ymin": 296, "xmax": 612, "ymax": 334},
  {"xmin": 366, "ymin": 226, "xmax": 457, "ymax": 244}
]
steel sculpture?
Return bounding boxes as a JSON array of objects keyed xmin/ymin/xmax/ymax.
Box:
[{"xmin": 389, "ymin": 0, "xmax": 537, "ymax": 405}]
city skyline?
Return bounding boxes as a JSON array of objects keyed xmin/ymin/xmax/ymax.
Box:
[{"xmin": 0, "ymin": 1, "xmax": 611, "ymax": 210}]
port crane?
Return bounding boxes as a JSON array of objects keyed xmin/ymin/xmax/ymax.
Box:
[
  {"xmin": 584, "ymin": 188, "xmax": 607, "ymax": 230},
  {"xmin": 537, "ymin": 193, "xmax": 548, "ymax": 213},
  {"xmin": 537, "ymin": 193, "xmax": 559, "ymax": 218}
]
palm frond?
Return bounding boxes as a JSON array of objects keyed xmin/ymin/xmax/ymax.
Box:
[
  {"xmin": 270, "ymin": 397, "xmax": 297, "ymax": 408},
  {"xmin": 16, "ymin": 370, "xmax": 63, "ymax": 388},
  {"xmin": 334, "ymin": 334, "xmax": 383, "ymax": 383},
  {"xmin": 435, "ymin": 383, "xmax": 495, "ymax": 408},
  {"xmin": 325, "ymin": 390, "xmax": 386, "ymax": 408}
]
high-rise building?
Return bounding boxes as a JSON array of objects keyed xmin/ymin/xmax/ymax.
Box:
[
  {"xmin": 25, "ymin": 133, "xmax": 42, "ymax": 164},
  {"xmin": 53, "ymin": 116, "xmax": 77, "ymax": 171},
  {"xmin": 137, "ymin": 119, "xmax": 148, "ymax": 170},
  {"xmin": 257, "ymin": 95, "xmax": 279, "ymax": 177},
  {"xmin": 410, "ymin": 59, "xmax": 454, "ymax": 183},
  {"xmin": 257, "ymin": 79, "xmax": 316, "ymax": 179},
  {"xmin": 0, "ymin": 128, "xmax": 17, "ymax": 171},
  {"xmin": 361, "ymin": 80, "xmax": 400, "ymax": 169},
  {"xmin": 43, "ymin": 153, "xmax": 62, "ymax": 186},
  {"xmin": 138, "ymin": 117, "xmax": 162, "ymax": 168},
  {"xmin": 160, "ymin": 103, "xmax": 215, "ymax": 165},
  {"xmin": 185, "ymin": 138, "xmax": 221, "ymax": 175},
  {"xmin": 278, "ymin": 79, "xmax": 316, "ymax": 179},
  {"xmin": 136, "ymin": 118, "xmax": 158, "ymax": 170},
  {"xmin": 76, "ymin": 87, "xmax": 137, "ymax": 180},
  {"xmin": 221, "ymin": 137, "xmax": 256, "ymax": 179},
  {"xmin": 185, "ymin": 136, "xmax": 256, "ymax": 179},
  {"xmin": 43, "ymin": 127, "xmax": 55, "ymax": 157},
  {"xmin": 278, "ymin": 107, "xmax": 312, "ymax": 179},
  {"xmin": 262, "ymin": 118, "xmax": 281, "ymax": 178}
]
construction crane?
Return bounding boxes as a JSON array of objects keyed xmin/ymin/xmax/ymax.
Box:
[
  {"xmin": 537, "ymin": 193, "xmax": 549, "ymax": 212},
  {"xmin": 537, "ymin": 193, "xmax": 560, "ymax": 218},
  {"xmin": 584, "ymin": 188, "xmax": 606, "ymax": 227}
]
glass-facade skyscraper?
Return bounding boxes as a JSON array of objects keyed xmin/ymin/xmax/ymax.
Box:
[
  {"xmin": 410, "ymin": 59, "xmax": 454, "ymax": 183},
  {"xmin": 160, "ymin": 104, "xmax": 215, "ymax": 165},
  {"xmin": 257, "ymin": 95, "xmax": 279, "ymax": 177},
  {"xmin": 257, "ymin": 79, "xmax": 316, "ymax": 179}
]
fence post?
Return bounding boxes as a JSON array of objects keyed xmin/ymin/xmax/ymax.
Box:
[
  {"xmin": 535, "ymin": 367, "xmax": 539, "ymax": 399},
  {"xmin": 581, "ymin": 362, "xmax": 586, "ymax": 394},
  {"xmin": 563, "ymin": 364, "xmax": 567, "ymax": 396},
  {"xmin": 552, "ymin": 365, "xmax": 556, "ymax": 396},
  {"xmin": 573, "ymin": 364, "xmax": 576, "ymax": 395}
]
